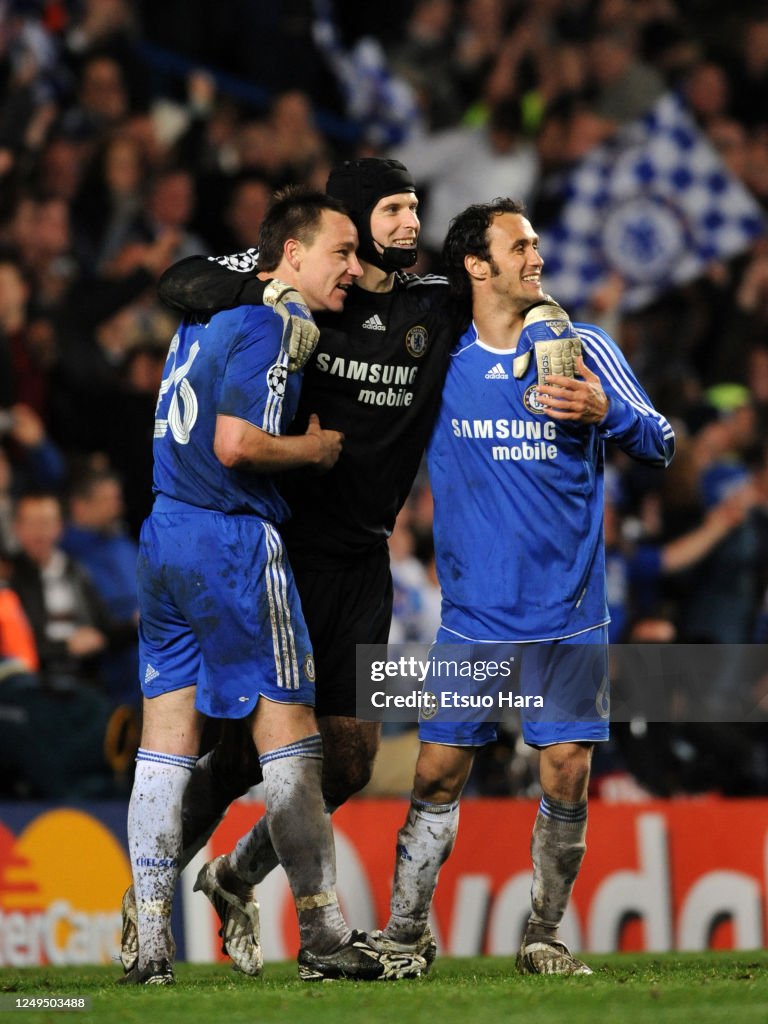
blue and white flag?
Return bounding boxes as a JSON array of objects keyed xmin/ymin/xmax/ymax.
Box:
[
  {"xmin": 312, "ymin": 0, "xmax": 421, "ymax": 147},
  {"xmin": 538, "ymin": 93, "xmax": 765, "ymax": 313}
]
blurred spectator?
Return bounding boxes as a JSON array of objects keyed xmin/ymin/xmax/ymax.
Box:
[
  {"xmin": 388, "ymin": 509, "xmax": 441, "ymax": 644},
  {"xmin": 453, "ymin": 0, "xmax": 508, "ymax": 104},
  {"xmin": 58, "ymin": 52, "xmax": 131, "ymax": 141},
  {"xmin": 216, "ymin": 175, "xmax": 271, "ymax": 254},
  {"xmin": 124, "ymin": 166, "xmax": 209, "ymax": 262},
  {"xmin": 661, "ymin": 397, "xmax": 763, "ymax": 645},
  {"xmin": 61, "ymin": 466, "xmax": 139, "ymax": 705},
  {"xmin": 61, "ymin": 466, "xmax": 138, "ymax": 622},
  {"xmin": 0, "ymin": 572, "xmax": 39, "ymax": 674},
  {"xmin": 0, "ymin": 402, "xmax": 66, "ymax": 495},
  {"xmin": 52, "ymin": 291, "xmax": 174, "ymax": 457},
  {"xmin": 71, "ymin": 131, "xmax": 148, "ymax": 271},
  {"xmin": 391, "ymin": 96, "xmax": 539, "ymax": 255},
  {"xmin": 9, "ymin": 491, "xmax": 135, "ymax": 693},
  {"xmin": 0, "ymin": 543, "xmax": 137, "ymax": 799},
  {"xmin": 587, "ymin": 26, "xmax": 665, "ymax": 123},
  {"xmin": 605, "ymin": 468, "xmax": 758, "ymax": 642},
  {"xmin": 388, "ymin": 0, "xmax": 466, "ymax": 131},
  {"xmin": 728, "ymin": 14, "xmax": 768, "ymax": 131},
  {"xmin": 97, "ymin": 340, "xmax": 167, "ymax": 536},
  {"xmin": 682, "ymin": 60, "xmax": 732, "ymax": 128},
  {"xmin": 269, "ymin": 90, "xmax": 329, "ymax": 181},
  {"xmin": 706, "ymin": 117, "xmax": 748, "ymax": 181},
  {"xmin": 34, "ymin": 134, "xmax": 87, "ymax": 203},
  {"xmin": 15, "ymin": 194, "xmax": 80, "ymax": 312},
  {"xmin": 64, "ymin": 0, "xmax": 140, "ymax": 61}
]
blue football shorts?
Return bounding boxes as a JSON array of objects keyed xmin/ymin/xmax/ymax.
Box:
[
  {"xmin": 418, "ymin": 625, "xmax": 610, "ymax": 748},
  {"xmin": 137, "ymin": 504, "xmax": 315, "ymax": 718}
]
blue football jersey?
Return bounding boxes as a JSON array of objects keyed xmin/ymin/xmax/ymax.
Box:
[
  {"xmin": 152, "ymin": 305, "xmax": 299, "ymax": 521},
  {"xmin": 427, "ymin": 321, "xmax": 674, "ymax": 642}
]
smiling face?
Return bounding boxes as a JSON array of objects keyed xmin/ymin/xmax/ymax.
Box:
[
  {"xmin": 369, "ymin": 192, "xmax": 420, "ymax": 261},
  {"xmin": 481, "ymin": 212, "xmax": 545, "ymax": 312},
  {"xmin": 290, "ymin": 209, "xmax": 362, "ymax": 312}
]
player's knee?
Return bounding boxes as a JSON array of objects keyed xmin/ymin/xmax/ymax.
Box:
[
  {"xmin": 412, "ymin": 743, "xmax": 472, "ymax": 804},
  {"xmin": 318, "ymin": 717, "xmax": 380, "ymax": 806},
  {"xmin": 322, "ymin": 756, "xmax": 374, "ymax": 806},
  {"xmin": 413, "ymin": 763, "xmax": 464, "ymax": 804},
  {"xmin": 542, "ymin": 743, "xmax": 593, "ymax": 800}
]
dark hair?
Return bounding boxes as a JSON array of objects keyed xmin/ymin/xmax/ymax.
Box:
[
  {"xmin": 257, "ymin": 186, "xmax": 348, "ymax": 271},
  {"xmin": 67, "ymin": 466, "xmax": 121, "ymax": 503},
  {"xmin": 14, "ymin": 491, "xmax": 64, "ymax": 517},
  {"xmin": 442, "ymin": 198, "xmax": 527, "ymax": 307}
]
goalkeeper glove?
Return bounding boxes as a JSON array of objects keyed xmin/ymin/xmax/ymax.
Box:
[
  {"xmin": 513, "ymin": 300, "xmax": 581, "ymax": 382},
  {"xmin": 263, "ymin": 279, "xmax": 320, "ymax": 373}
]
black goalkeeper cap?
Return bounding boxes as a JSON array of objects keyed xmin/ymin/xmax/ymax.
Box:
[{"xmin": 326, "ymin": 158, "xmax": 417, "ymax": 271}]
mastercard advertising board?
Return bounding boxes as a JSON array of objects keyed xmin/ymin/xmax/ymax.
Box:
[
  {"xmin": 2, "ymin": 798, "xmax": 767, "ymax": 965},
  {"xmin": 0, "ymin": 803, "xmax": 188, "ymax": 968}
]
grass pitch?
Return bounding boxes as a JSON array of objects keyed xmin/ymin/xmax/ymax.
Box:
[{"xmin": 0, "ymin": 953, "xmax": 766, "ymax": 1024}]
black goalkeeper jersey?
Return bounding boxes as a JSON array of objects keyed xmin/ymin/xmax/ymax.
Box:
[{"xmin": 280, "ymin": 273, "xmax": 456, "ymax": 567}]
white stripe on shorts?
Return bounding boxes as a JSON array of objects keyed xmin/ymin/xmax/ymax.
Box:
[{"xmin": 263, "ymin": 522, "xmax": 299, "ymax": 689}]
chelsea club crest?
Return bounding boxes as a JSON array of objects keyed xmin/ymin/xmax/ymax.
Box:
[
  {"xmin": 405, "ymin": 325, "xmax": 428, "ymax": 358},
  {"xmin": 523, "ymin": 384, "xmax": 547, "ymax": 414}
]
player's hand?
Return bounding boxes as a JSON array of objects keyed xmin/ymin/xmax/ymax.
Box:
[
  {"xmin": 536, "ymin": 356, "xmax": 609, "ymax": 424},
  {"xmin": 67, "ymin": 626, "xmax": 108, "ymax": 657},
  {"xmin": 304, "ymin": 413, "xmax": 343, "ymax": 470},
  {"xmin": 263, "ymin": 279, "xmax": 320, "ymax": 373}
]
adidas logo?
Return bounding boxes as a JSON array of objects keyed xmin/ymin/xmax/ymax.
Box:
[
  {"xmin": 485, "ymin": 362, "xmax": 508, "ymax": 379},
  {"xmin": 546, "ymin": 321, "xmax": 568, "ymax": 336},
  {"xmin": 362, "ymin": 314, "xmax": 386, "ymax": 331},
  {"xmin": 144, "ymin": 664, "xmax": 159, "ymax": 684}
]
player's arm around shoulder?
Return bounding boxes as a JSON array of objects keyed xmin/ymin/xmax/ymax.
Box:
[
  {"xmin": 158, "ymin": 252, "xmax": 262, "ymax": 315},
  {"xmin": 214, "ymin": 306, "xmax": 343, "ymax": 473}
]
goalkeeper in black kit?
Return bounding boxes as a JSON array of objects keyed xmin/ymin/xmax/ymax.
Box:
[{"xmin": 120, "ymin": 158, "xmax": 459, "ymax": 977}]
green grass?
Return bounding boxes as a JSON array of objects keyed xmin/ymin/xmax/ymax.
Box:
[{"xmin": 0, "ymin": 953, "xmax": 766, "ymax": 1024}]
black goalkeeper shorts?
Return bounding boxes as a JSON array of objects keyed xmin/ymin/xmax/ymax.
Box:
[{"xmin": 292, "ymin": 545, "xmax": 393, "ymax": 719}]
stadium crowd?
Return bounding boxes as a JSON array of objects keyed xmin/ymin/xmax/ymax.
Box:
[{"xmin": 1, "ymin": 0, "xmax": 768, "ymax": 800}]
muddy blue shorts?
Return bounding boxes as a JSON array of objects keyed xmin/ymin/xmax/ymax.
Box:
[{"xmin": 137, "ymin": 501, "xmax": 315, "ymax": 717}]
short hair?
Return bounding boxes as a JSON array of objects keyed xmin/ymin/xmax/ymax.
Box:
[
  {"xmin": 257, "ymin": 186, "xmax": 348, "ymax": 271},
  {"xmin": 14, "ymin": 491, "xmax": 63, "ymax": 518},
  {"xmin": 442, "ymin": 198, "xmax": 527, "ymax": 308},
  {"xmin": 67, "ymin": 466, "xmax": 121, "ymax": 503}
]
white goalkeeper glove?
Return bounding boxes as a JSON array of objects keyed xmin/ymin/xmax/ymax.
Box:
[
  {"xmin": 513, "ymin": 300, "xmax": 581, "ymax": 381},
  {"xmin": 263, "ymin": 279, "xmax": 320, "ymax": 372}
]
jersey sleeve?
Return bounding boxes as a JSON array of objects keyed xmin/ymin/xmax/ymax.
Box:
[
  {"xmin": 158, "ymin": 254, "xmax": 267, "ymax": 315},
  {"xmin": 576, "ymin": 323, "xmax": 675, "ymax": 467},
  {"xmin": 218, "ymin": 306, "xmax": 291, "ymax": 436}
]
